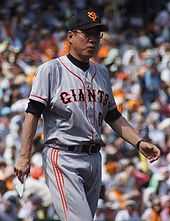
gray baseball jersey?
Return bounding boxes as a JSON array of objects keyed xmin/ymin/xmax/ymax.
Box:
[
  {"xmin": 29, "ymin": 55, "xmax": 117, "ymax": 221},
  {"xmin": 29, "ymin": 55, "xmax": 116, "ymax": 145}
]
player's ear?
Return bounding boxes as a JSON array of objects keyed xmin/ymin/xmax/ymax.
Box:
[{"xmin": 67, "ymin": 31, "xmax": 74, "ymax": 43}]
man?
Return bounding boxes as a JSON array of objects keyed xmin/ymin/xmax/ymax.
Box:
[
  {"xmin": 15, "ymin": 8, "xmax": 160, "ymax": 221},
  {"xmin": 115, "ymin": 200, "xmax": 140, "ymax": 221},
  {"xmin": 142, "ymin": 198, "xmax": 162, "ymax": 221}
]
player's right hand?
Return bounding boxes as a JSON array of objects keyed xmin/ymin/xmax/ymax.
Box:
[{"xmin": 14, "ymin": 157, "xmax": 31, "ymax": 183}]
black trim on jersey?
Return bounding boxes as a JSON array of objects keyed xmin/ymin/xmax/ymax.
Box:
[
  {"xmin": 26, "ymin": 99, "xmax": 45, "ymax": 117},
  {"xmin": 67, "ymin": 54, "xmax": 90, "ymax": 71},
  {"xmin": 105, "ymin": 108, "xmax": 121, "ymax": 124}
]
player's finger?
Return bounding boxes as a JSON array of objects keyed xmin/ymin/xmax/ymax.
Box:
[
  {"xmin": 150, "ymin": 157, "xmax": 158, "ymax": 163},
  {"xmin": 18, "ymin": 173, "xmax": 25, "ymax": 183},
  {"xmin": 149, "ymin": 153, "xmax": 160, "ymax": 163},
  {"xmin": 25, "ymin": 166, "xmax": 30, "ymax": 177},
  {"xmin": 14, "ymin": 168, "xmax": 25, "ymax": 183},
  {"xmin": 14, "ymin": 167, "xmax": 20, "ymax": 177}
]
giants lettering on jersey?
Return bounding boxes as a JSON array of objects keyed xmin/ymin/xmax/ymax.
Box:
[{"xmin": 60, "ymin": 89, "xmax": 109, "ymax": 105}]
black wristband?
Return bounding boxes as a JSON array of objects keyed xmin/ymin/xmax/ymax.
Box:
[{"xmin": 136, "ymin": 139, "xmax": 145, "ymax": 150}]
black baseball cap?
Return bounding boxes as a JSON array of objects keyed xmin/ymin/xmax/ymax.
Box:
[{"xmin": 67, "ymin": 9, "xmax": 108, "ymax": 32}]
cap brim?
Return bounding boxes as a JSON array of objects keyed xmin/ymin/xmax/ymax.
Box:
[{"xmin": 80, "ymin": 23, "xmax": 108, "ymax": 32}]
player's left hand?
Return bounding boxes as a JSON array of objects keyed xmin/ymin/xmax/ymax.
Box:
[{"xmin": 138, "ymin": 141, "xmax": 160, "ymax": 163}]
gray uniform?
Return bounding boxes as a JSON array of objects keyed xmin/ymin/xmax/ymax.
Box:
[{"xmin": 29, "ymin": 55, "xmax": 116, "ymax": 221}]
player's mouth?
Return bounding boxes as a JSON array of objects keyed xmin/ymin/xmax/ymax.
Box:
[{"xmin": 87, "ymin": 46, "xmax": 96, "ymax": 51}]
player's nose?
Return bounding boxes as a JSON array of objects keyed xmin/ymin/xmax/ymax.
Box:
[{"xmin": 88, "ymin": 37, "xmax": 99, "ymax": 45}]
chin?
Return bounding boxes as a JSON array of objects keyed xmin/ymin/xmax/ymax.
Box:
[{"xmin": 84, "ymin": 51, "xmax": 96, "ymax": 59}]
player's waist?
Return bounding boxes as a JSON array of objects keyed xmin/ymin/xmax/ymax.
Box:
[{"xmin": 45, "ymin": 139, "xmax": 104, "ymax": 154}]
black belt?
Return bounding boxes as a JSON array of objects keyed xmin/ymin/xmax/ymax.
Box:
[
  {"xmin": 46, "ymin": 139, "xmax": 101, "ymax": 154},
  {"xmin": 66, "ymin": 143, "xmax": 101, "ymax": 154}
]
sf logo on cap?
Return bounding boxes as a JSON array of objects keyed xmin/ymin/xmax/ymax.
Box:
[{"xmin": 87, "ymin": 11, "xmax": 97, "ymax": 22}]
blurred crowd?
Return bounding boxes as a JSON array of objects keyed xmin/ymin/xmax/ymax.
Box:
[{"xmin": 0, "ymin": 0, "xmax": 170, "ymax": 221}]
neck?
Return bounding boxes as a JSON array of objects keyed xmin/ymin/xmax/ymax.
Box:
[
  {"xmin": 67, "ymin": 53, "xmax": 89, "ymax": 71},
  {"xmin": 69, "ymin": 50, "xmax": 90, "ymax": 63}
]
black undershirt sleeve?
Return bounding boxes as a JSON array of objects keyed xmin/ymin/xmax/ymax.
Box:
[
  {"xmin": 105, "ymin": 108, "xmax": 121, "ymax": 124},
  {"xmin": 26, "ymin": 100, "xmax": 121, "ymax": 122},
  {"xmin": 26, "ymin": 99, "xmax": 46, "ymax": 117}
]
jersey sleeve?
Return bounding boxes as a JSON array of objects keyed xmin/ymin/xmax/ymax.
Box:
[{"xmin": 29, "ymin": 63, "xmax": 51, "ymax": 106}]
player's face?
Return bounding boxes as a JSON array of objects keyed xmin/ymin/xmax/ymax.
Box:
[{"xmin": 68, "ymin": 28, "xmax": 103, "ymax": 61}]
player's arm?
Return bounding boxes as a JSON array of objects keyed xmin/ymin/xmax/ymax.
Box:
[
  {"xmin": 105, "ymin": 109, "xmax": 141, "ymax": 147},
  {"xmin": 14, "ymin": 100, "xmax": 45, "ymax": 183},
  {"xmin": 105, "ymin": 110, "xmax": 160, "ymax": 162},
  {"xmin": 103, "ymin": 64, "xmax": 160, "ymax": 162},
  {"xmin": 15, "ymin": 62, "xmax": 51, "ymax": 182}
]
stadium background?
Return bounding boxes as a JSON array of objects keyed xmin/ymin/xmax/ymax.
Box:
[{"xmin": 0, "ymin": 0, "xmax": 170, "ymax": 220}]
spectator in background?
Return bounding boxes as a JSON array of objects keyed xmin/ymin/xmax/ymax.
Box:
[
  {"xmin": 138, "ymin": 59, "xmax": 161, "ymax": 113},
  {"xmin": 115, "ymin": 200, "xmax": 140, "ymax": 221},
  {"xmin": 142, "ymin": 198, "xmax": 162, "ymax": 221},
  {"xmin": 161, "ymin": 196, "xmax": 170, "ymax": 221}
]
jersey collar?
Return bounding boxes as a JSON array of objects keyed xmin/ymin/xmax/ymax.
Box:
[{"xmin": 67, "ymin": 54, "xmax": 90, "ymax": 71}]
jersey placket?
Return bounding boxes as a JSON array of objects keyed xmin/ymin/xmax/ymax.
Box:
[{"xmin": 84, "ymin": 69, "xmax": 97, "ymax": 141}]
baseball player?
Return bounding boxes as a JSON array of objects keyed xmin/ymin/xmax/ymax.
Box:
[{"xmin": 14, "ymin": 8, "xmax": 160, "ymax": 221}]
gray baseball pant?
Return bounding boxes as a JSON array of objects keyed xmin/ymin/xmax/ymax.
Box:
[{"xmin": 42, "ymin": 146, "xmax": 102, "ymax": 221}]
